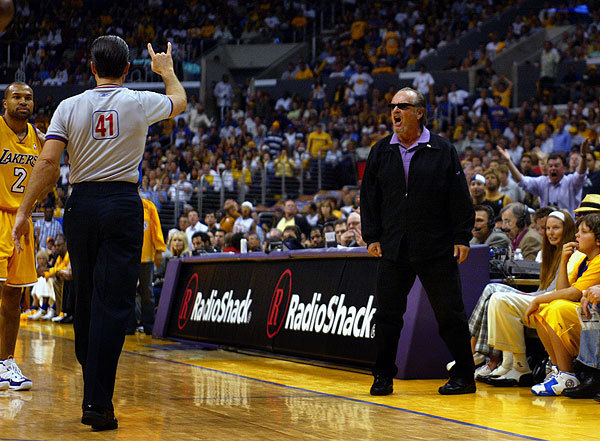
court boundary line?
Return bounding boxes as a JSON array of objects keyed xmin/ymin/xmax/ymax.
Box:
[{"xmin": 20, "ymin": 329, "xmax": 548, "ymax": 441}]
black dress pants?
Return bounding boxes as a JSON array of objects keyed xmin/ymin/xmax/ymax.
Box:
[
  {"xmin": 373, "ymin": 248, "xmax": 475, "ymax": 381},
  {"xmin": 63, "ymin": 182, "xmax": 142, "ymax": 411}
]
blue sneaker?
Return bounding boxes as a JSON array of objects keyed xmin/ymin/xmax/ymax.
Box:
[
  {"xmin": 0, "ymin": 358, "xmax": 32, "ymax": 391},
  {"xmin": 531, "ymin": 371, "xmax": 579, "ymax": 396}
]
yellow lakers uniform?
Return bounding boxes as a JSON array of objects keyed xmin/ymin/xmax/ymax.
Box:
[
  {"xmin": 140, "ymin": 198, "xmax": 166, "ymax": 263},
  {"xmin": 0, "ymin": 116, "xmax": 40, "ymax": 287}
]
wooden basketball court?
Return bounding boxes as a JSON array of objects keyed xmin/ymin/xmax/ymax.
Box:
[{"xmin": 0, "ymin": 321, "xmax": 597, "ymax": 440}]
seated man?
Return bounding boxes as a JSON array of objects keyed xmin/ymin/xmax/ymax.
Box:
[
  {"xmin": 246, "ymin": 232, "xmax": 262, "ymax": 252},
  {"xmin": 500, "ymin": 202, "xmax": 542, "ymax": 260},
  {"xmin": 563, "ymin": 284, "xmax": 600, "ymax": 401},
  {"xmin": 282, "ymin": 225, "xmax": 304, "ymax": 250},
  {"xmin": 309, "ymin": 226, "xmax": 325, "ymax": 248},
  {"xmin": 470, "ymin": 205, "xmax": 510, "ymax": 251},
  {"xmin": 338, "ymin": 212, "xmax": 367, "ymax": 247}
]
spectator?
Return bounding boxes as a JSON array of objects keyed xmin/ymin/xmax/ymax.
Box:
[
  {"xmin": 317, "ymin": 199, "xmax": 338, "ymax": 226},
  {"xmin": 168, "ymin": 231, "xmax": 191, "ymax": 258},
  {"xmin": 470, "ymin": 205, "xmax": 510, "ymax": 250},
  {"xmin": 34, "ymin": 202, "xmax": 63, "ymax": 252},
  {"xmin": 498, "ymin": 143, "xmax": 589, "ymax": 214},
  {"xmin": 204, "ymin": 210, "xmax": 219, "ymax": 234},
  {"xmin": 349, "ymin": 65, "xmax": 373, "ymax": 100},
  {"xmin": 309, "ymin": 226, "xmax": 325, "ymax": 248},
  {"xmin": 214, "ymin": 74, "xmax": 233, "ymax": 122},
  {"xmin": 562, "ymin": 284, "xmax": 600, "ymax": 400},
  {"xmin": 233, "ymin": 201, "xmax": 256, "ymax": 234},
  {"xmin": 246, "ymin": 232, "xmax": 261, "ymax": 252},
  {"xmin": 412, "ymin": 64, "xmax": 434, "ymax": 97},
  {"xmin": 333, "ymin": 218, "xmax": 347, "ymax": 245},
  {"xmin": 552, "ymin": 119, "xmax": 572, "ymax": 154},
  {"xmin": 185, "ymin": 210, "xmax": 208, "ymax": 245},
  {"xmin": 214, "ymin": 229, "xmax": 226, "ymax": 252},
  {"xmin": 500, "ymin": 202, "xmax": 542, "ymax": 260},
  {"xmin": 220, "ymin": 199, "xmax": 240, "ymax": 233},
  {"xmin": 528, "ymin": 213, "xmax": 600, "ymax": 396},
  {"xmin": 168, "ymin": 172, "xmax": 194, "ymax": 205},
  {"xmin": 338, "ymin": 212, "xmax": 366, "ymax": 247},
  {"xmin": 539, "ymin": 41, "xmax": 560, "ymax": 101},
  {"xmin": 275, "ymin": 199, "xmax": 310, "ymax": 238},
  {"xmin": 294, "ymin": 59, "xmax": 313, "ymax": 80},
  {"xmin": 484, "ymin": 168, "xmax": 513, "ymax": 217},
  {"xmin": 282, "ymin": 225, "xmax": 304, "ymax": 250},
  {"xmin": 473, "ymin": 209, "xmax": 576, "ymax": 384},
  {"xmin": 307, "ymin": 123, "xmax": 332, "ymax": 159}
]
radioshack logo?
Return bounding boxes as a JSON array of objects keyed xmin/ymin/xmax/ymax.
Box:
[
  {"xmin": 267, "ymin": 269, "xmax": 292, "ymax": 338},
  {"xmin": 266, "ymin": 270, "xmax": 376, "ymax": 339},
  {"xmin": 189, "ymin": 288, "xmax": 253, "ymax": 324},
  {"xmin": 178, "ymin": 274, "xmax": 198, "ymax": 330}
]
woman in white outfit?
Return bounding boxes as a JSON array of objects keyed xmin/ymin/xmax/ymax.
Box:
[{"xmin": 485, "ymin": 209, "xmax": 577, "ymax": 385}]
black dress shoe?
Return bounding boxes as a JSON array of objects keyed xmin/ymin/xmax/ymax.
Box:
[
  {"xmin": 60, "ymin": 315, "xmax": 74, "ymax": 324},
  {"xmin": 594, "ymin": 393, "xmax": 600, "ymax": 403},
  {"xmin": 370, "ymin": 375, "xmax": 393, "ymax": 396},
  {"xmin": 563, "ymin": 374, "xmax": 600, "ymax": 399},
  {"xmin": 143, "ymin": 327, "xmax": 153, "ymax": 336},
  {"xmin": 81, "ymin": 405, "xmax": 118, "ymax": 431},
  {"xmin": 439, "ymin": 377, "xmax": 476, "ymax": 395}
]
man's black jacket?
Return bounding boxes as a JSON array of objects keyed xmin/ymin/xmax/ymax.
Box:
[{"xmin": 360, "ymin": 133, "xmax": 474, "ymax": 262}]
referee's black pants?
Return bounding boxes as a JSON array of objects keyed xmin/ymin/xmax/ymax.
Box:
[
  {"xmin": 64, "ymin": 182, "xmax": 142, "ymax": 411},
  {"xmin": 373, "ymin": 248, "xmax": 475, "ymax": 382}
]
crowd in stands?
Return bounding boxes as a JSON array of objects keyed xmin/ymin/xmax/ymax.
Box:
[{"xmin": 7, "ymin": 0, "xmax": 600, "ymax": 401}]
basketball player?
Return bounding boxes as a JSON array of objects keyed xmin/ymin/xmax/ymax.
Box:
[
  {"xmin": 13, "ymin": 36, "xmax": 186, "ymax": 431},
  {"xmin": 0, "ymin": 82, "xmax": 44, "ymax": 391}
]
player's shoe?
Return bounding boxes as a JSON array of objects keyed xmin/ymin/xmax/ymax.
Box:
[
  {"xmin": 41, "ymin": 308, "xmax": 56, "ymax": 320},
  {"xmin": 27, "ymin": 309, "xmax": 45, "ymax": 321},
  {"xmin": 531, "ymin": 371, "xmax": 579, "ymax": 396},
  {"xmin": 0, "ymin": 358, "xmax": 32, "ymax": 391}
]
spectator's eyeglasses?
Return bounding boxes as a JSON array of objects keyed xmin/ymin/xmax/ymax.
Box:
[{"xmin": 388, "ymin": 103, "xmax": 416, "ymax": 110}]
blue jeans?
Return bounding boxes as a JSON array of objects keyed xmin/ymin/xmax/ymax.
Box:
[{"xmin": 577, "ymin": 307, "xmax": 600, "ymax": 370}]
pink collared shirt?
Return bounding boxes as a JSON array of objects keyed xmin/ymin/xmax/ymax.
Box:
[{"xmin": 390, "ymin": 127, "xmax": 431, "ymax": 189}]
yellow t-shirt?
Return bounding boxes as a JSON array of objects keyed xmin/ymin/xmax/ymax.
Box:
[
  {"xmin": 307, "ymin": 131, "xmax": 333, "ymax": 158},
  {"xmin": 44, "ymin": 252, "xmax": 70, "ymax": 279},
  {"xmin": 0, "ymin": 117, "xmax": 41, "ymax": 211},
  {"xmin": 295, "ymin": 68, "xmax": 314, "ymax": 80},
  {"xmin": 276, "ymin": 216, "xmax": 296, "ymax": 233},
  {"xmin": 141, "ymin": 199, "xmax": 166, "ymax": 263},
  {"xmin": 350, "ymin": 21, "xmax": 367, "ymax": 40},
  {"xmin": 569, "ymin": 253, "xmax": 600, "ymax": 292}
]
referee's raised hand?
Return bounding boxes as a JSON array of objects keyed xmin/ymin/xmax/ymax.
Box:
[{"xmin": 148, "ymin": 42, "xmax": 174, "ymax": 77}]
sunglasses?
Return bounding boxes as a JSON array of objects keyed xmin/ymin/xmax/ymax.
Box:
[{"xmin": 387, "ymin": 103, "xmax": 416, "ymax": 110}]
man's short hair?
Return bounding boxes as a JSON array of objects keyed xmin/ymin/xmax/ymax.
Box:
[
  {"xmin": 191, "ymin": 231, "xmax": 210, "ymax": 243},
  {"xmin": 474, "ymin": 205, "xmax": 494, "ymax": 223},
  {"xmin": 4, "ymin": 81, "xmax": 29, "ymax": 99},
  {"xmin": 91, "ymin": 35, "xmax": 129, "ymax": 79},
  {"xmin": 548, "ymin": 152, "xmax": 567, "ymax": 167},
  {"xmin": 333, "ymin": 218, "xmax": 346, "ymax": 227},
  {"xmin": 501, "ymin": 202, "xmax": 531, "ymax": 228},
  {"xmin": 534, "ymin": 206, "xmax": 555, "ymax": 220}
]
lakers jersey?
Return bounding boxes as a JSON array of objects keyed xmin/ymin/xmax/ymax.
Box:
[{"xmin": 0, "ymin": 117, "xmax": 40, "ymax": 210}]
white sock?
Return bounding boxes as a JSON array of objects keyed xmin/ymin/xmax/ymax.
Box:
[
  {"xmin": 512, "ymin": 352, "xmax": 530, "ymax": 372},
  {"xmin": 500, "ymin": 351, "xmax": 513, "ymax": 370}
]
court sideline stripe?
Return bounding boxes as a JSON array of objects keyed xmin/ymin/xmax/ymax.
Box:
[{"xmin": 21, "ymin": 329, "xmax": 548, "ymax": 441}]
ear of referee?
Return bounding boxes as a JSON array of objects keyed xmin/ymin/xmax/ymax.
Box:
[{"xmin": 12, "ymin": 35, "xmax": 186, "ymax": 431}]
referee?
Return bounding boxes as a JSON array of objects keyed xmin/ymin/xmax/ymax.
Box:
[{"xmin": 13, "ymin": 35, "xmax": 186, "ymax": 431}]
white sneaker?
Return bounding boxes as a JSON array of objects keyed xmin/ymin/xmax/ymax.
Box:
[
  {"xmin": 531, "ymin": 371, "xmax": 579, "ymax": 396},
  {"xmin": 474, "ymin": 363, "xmax": 493, "ymax": 380},
  {"xmin": 41, "ymin": 309, "xmax": 56, "ymax": 320},
  {"xmin": 0, "ymin": 375, "xmax": 9, "ymax": 390},
  {"xmin": 51, "ymin": 313, "xmax": 65, "ymax": 322},
  {"xmin": 27, "ymin": 309, "xmax": 45, "ymax": 321},
  {"xmin": 0, "ymin": 358, "xmax": 32, "ymax": 391}
]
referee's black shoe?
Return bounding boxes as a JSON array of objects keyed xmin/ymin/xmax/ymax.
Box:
[
  {"xmin": 82, "ymin": 405, "xmax": 118, "ymax": 431},
  {"xmin": 438, "ymin": 377, "xmax": 476, "ymax": 395},
  {"xmin": 370, "ymin": 375, "xmax": 393, "ymax": 396}
]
